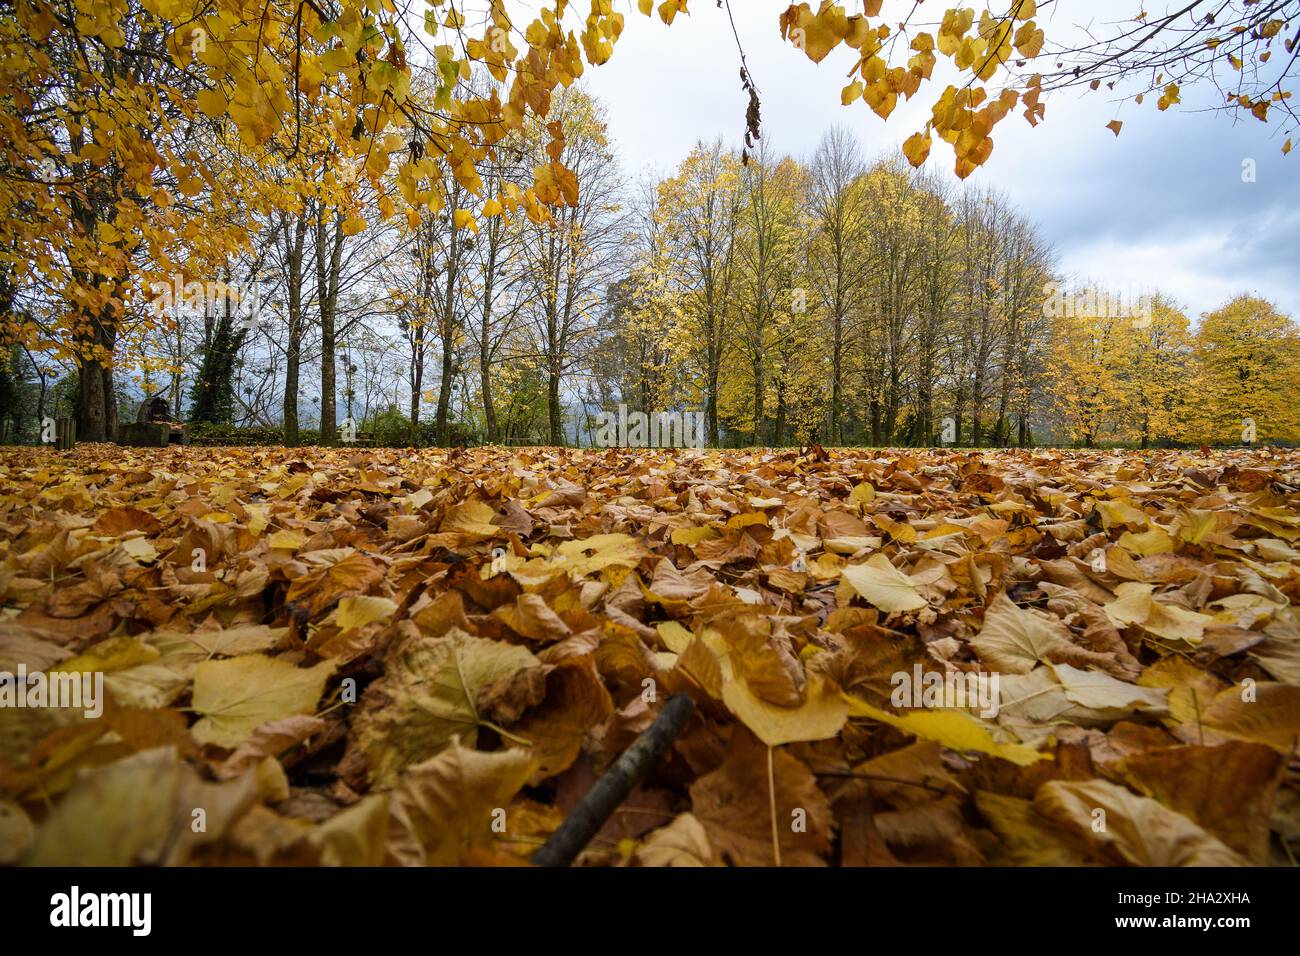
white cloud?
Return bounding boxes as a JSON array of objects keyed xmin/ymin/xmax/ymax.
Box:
[{"xmin": 578, "ymin": 1, "xmax": 1296, "ymax": 320}]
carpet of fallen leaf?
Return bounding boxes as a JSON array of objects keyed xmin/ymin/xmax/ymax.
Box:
[{"xmin": 1, "ymin": 443, "xmax": 1299, "ymax": 867}]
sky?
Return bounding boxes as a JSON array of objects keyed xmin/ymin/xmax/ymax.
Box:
[{"xmin": 570, "ymin": 1, "xmax": 1299, "ymax": 321}]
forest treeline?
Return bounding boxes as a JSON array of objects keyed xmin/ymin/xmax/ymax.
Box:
[{"xmin": 4, "ymin": 86, "xmax": 1298, "ymax": 449}]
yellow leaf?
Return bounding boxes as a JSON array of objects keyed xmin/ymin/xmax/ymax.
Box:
[
  {"xmin": 671, "ymin": 525, "xmax": 718, "ymax": 546},
  {"xmin": 197, "ymin": 88, "xmax": 226, "ymax": 118},
  {"xmin": 191, "ymin": 655, "xmax": 336, "ymax": 748},
  {"xmin": 840, "ymin": 554, "xmax": 927, "ymax": 613},
  {"xmin": 902, "ymin": 130, "xmax": 931, "ymax": 167},
  {"xmin": 845, "ymin": 696, "xmax": 1048, "ymax": 765},
  {"xmin": 721, "ymin": 675, "xmax": 849, "ymax": 747},
  {"xmin": 331, "ymin": 595, "xmax": 398, "ymax": 630},
  {"xmin": 268, "ymin": 529, "xmax": 307, "ymax": 550},
  {"xmin": 52, "ymin": 636, "xmax": 160, "ymax": 675}
]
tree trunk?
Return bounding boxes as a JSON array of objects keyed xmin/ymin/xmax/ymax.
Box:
[
  {"xmin": 77, "ymin": 357, "xmax": 111, "ymax": 442},
  {"xmin": 435, "ymin": 339, "xmax": 454, "ymax": 446},
  {"xmin": 409, "ymin": 362, "xmax": 423, "ymax": 447},
  {"xmin": 830, "ymin": 312, "xmax": 843, "ymax": 445},
  {"xmin": 479, "ymin": 328, "xmax": 497, "ymax": 443},
  {"xmin": 282, "ymin": 215, "xmax": 308, "ymax": 447},
  {"xmin": 479, "ymin": 277, "xmax": 498, "ymax": 444},
  {"xmin": 316, "ymin": 210, "xmax": 345, "ymax": 445},
  {"xmin": 706, "ymin": 368, "xmax": 719, "ymax": 447},
  {"xmin": 548, "ymin": 368, "xmax": 563, "ymax": 445}
]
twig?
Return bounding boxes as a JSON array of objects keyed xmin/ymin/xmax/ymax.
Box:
[{"xmin": 532, "ymin": 694, "xmax": 695, "ymax": 867}]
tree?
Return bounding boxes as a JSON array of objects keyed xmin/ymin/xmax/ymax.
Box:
[
  {"xmin": 1192, "ymin": 296, "xmax": 1300, "ymax": 443},
  {"xmin": 807, "ymin": 127, "xmax": 867, "ymax": 444},
  {"xmin": 1045, "ymin": 302, "xmax": 1132, "ymax": 447},
  {"xmin": 1122, "ymin": 296, "xmax": 1191, "ymax": 448},
  {"xmin": 518, "ymin": 89, "xmax": 622, "ymax": 444},
  {"xmin": 661, "ymin": 141, "xmax": 743, "ymax": 446}
]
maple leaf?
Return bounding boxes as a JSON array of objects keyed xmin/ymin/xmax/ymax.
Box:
[{"xmin": 340, "ymin": 629, "xmax": 542, "ymax": 788}]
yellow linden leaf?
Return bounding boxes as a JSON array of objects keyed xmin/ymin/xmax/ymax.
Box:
[
  {"xmin": 722, "ymin": 675, "xmax": 849, "ymax": 747},
  {"xmin": 387, "ymin": 740, "xmax": 537, "ymax": 866},
  {"xmin": 51, "ymin": 636, "xmax": 160, "ymax": 675},
  {"xmin": 637, "ymin": 0, "xmax": 653, "ymax": 16},
  {"xmin": 1013, "ymin": 21, "xmax": 1044, "ymax": 58},
  {"xmin": 331, "ymin": 595, "xmax": 398, "ymax": 630},
  {"xmin": 1106, "ymin": 119, "xmax": 1123, "ymax": 137},
  {"xmin": 848, "ymin": 481, "xmax": 875, "ymax": 506},
  {"xmin": 658, "ymin": 0, "xmax": 688, "ymax": 27},
  {"xmin": 1034, "ymin": 779, "xmax": 1248, "ymax": 865},
  {"xmin": 120, "ymin": 536, "xmax": 159, "ymax": 563},
  {"xmin": 1116, "ymin": 526, "xmax": 1174, "ymax": 556},
  {"xmin": 1104, "ymin": 582, "xmax": 1215, "ymax": 644},
  {"xmin": 439, "ymin": 499, "xmax": 499, "ymax": 538},
  {"xmin": 1201, "ymin": 683, "xmax": 1300, "ymax": 753},
  {"xmin": 656, "ymin": 621, "xmax": 694, "ymax": 654},
  {"xmin": 902, "ymin": 130, "xmax": 931, "ymax": 167},
  {"xmin": 840, "ymin": 554, "xmax": 927, "ymax": 613},
  {"xmin": 341, "ymin": 215, "xmax": 368, "ymax": 236},
  {"xmin": 1176, "ymin": 508, "xmax": 1221, "ymax": 544},
  {"xmin": 1095, "ymin": 497, "xmax": 1148, "ymax": 529},
  {"xmin": 671, "ymin": 525, "xmax": 718, "ymax": 546},
  {"xmin": 845, "ymin": 696, "xmax": 1048, "ymax": 766},
  {"xmin": 197, "ymin": 88, "xmax": 226, "ymax": 118},
  {"xmin": 970, "ymin": 591, "xmax": 1072, "ymax": 674},
  {"xmin": 555, "ymin": 533, "xmax": 648, "ymax": 576},
  {"xmin": 268, "ymin": 529, "xmax": 307, "ymax": 550},
  {"xmin": 191, "ymin": 655, "xmax": 336, "ymax": 748},
  {"xmin": 320, "ymin": 46, "xmax": 354, "ymax": 74},
  {"xmin": 341, "ymin": 630, "xmax": 542, "ymax": 788}
]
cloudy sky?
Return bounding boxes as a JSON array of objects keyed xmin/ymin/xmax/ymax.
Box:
[{"xmin": 575, "ymin": 1, "xmax": 1299, "ymax": 321}]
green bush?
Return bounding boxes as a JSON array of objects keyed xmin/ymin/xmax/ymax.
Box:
[
  {"xmin": 417, "ymin": 419, "xmax": 482, "ymax": 447},
  {"xmin": 363, "ymin": 406, "xmax": 414, "ymax": 447}
]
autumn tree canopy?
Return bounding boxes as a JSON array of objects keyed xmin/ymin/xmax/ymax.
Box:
[{"xmin": 0, "ymin": 1, "xmax": 1296, "ymax": 441}]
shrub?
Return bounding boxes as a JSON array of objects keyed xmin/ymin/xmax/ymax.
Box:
[
  {"xmin": 186, "ymin": 423, "xmax": 321, "ymax": 445},
  {"xmin": 363, "ymin": 406, "xmax": 413, "ymax": 447},
  {"xmin": 417, "ymin": 419, "xmax": 482, "ymax": 447}
]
